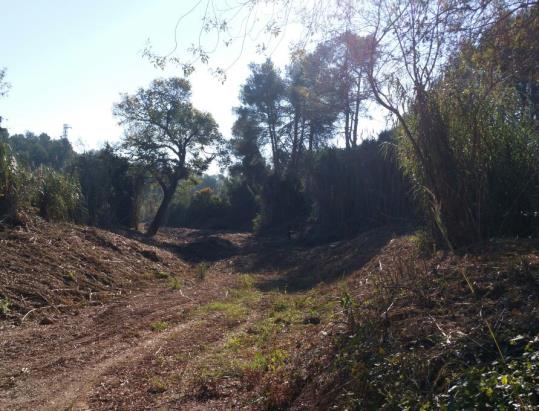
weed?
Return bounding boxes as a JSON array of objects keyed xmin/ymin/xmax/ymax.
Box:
[
  {"xmin": 202, "ymin": 301, "xmax": 248, "ymax": 320},
  {"xmin": 247, "ymin": 349, "xmax": 288, "ymax": 372},
  {"xmin": 248, "ymin": 352, "xmax": 268, "ymax": 371},
  {"xmin": 148, "ymin": 376, "xmax": 167, "ymax": 393},
  {"xmin": 410, "ymin": 229, "xmax": 435, "ymax": 256},
  {"xmin": 155, "ymin": 270, "xmax": 169, "ymax": 280},
  {"xmin": 237, "ymin": 274, "xmax": 255, "ymax": 289},
  {"xmin": 65, "ymin": 270, "xmax": 77, "ymax": 281},
  {"xmin": 196, "ymin": 262, "xmax": 210, "ymax": 281},
  {"xmin": 0, "ymin": 298, "xmax": 10, "ymax": 315},
  {"xmin": 168, "ymin": 276, "xmax": 182, "ymax": 290},
  {"xmin": 150, "ymin": 321, "xmax": 169, "ymax": 332}
]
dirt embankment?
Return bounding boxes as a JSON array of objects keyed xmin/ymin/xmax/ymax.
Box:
[{"xmin": 0, "ymin": 218, "xmax": 191, "ymax": 324}]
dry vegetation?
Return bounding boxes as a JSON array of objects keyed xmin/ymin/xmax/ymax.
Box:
[
  {"xmin": 0, "ymin": 220, "xmax": 538, "ymax": 409},
  {"xmin": 0, "ymin": 216, "xmax": 189, "ymax": 324}
]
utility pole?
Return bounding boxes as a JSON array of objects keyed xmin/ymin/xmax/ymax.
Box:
[{"xmin": 62, "ymin": 124, "xmax": 72, "ymax": 139}]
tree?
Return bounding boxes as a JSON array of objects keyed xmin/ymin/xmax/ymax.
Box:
[
  {"xmin": 239, "ymin": 60, "xmax": 286, "ymax": 175},
  {"xmin": 307, "ymin": 32, "xmax": 372, "ymax": 149},
  {"xmin": 75, "ymin": 145, "xmax": 145, "ymax": 228},
  {"xmin": 8, "ymin": 132, "xmax": 75, "ymax": 170},
  {"xmin": 0, "ymin": 68, "xmax": 9, "ymax": 98},
  {"xmin": 113, "ymin": 77, "xmax": 223, "ymax": 236},
  {"xmin": 361, "ymin": 0, "xmax": 538, "ymax": 246}
]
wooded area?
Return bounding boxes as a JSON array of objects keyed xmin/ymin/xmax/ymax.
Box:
[{"xmin": 0, "ymin": 0, "xmax": 538, "ymax": 409}]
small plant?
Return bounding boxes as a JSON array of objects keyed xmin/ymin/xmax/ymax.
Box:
[
  {"xmin": 150, "ymin": 321, "xmax": 169, "ymax": 332},
  {"xmin": 154, "ymin": 270, "xmax": 169, "ymax": 280},
  {"xmin": 148, "ymin": 376, "xmax": 167, "ymax": 393},
  {"xmin": 203, "ymin": 301, "xmax": 247, "ymax": 320},
  {"xmin": 0, "ymin": 298, "xmax": 10, "ymax": 315},
  {"xmin": 248, "ymin": 352, "xmax": 268, "ymax": 371},
  {"xmin": 410, "ymin": 229, "xmax": 435, "ymax": 256},
  {"xmin": 168, "ymin": 276, "xmax": 182, "ymax": 290},
  {"xmin": 65, "ymin": 270, "xmax": 77, "ymax": 281},
  {"xmin": 196, "ymin": 262, "xmax": 210, "ymax": 281},
  {"xmin": 238, "ymin": 274, "xmax": 255, "ymax": 289},
  {"xmin": 340, "ymin": 291, "xmax": 355, "ymax": 328}
]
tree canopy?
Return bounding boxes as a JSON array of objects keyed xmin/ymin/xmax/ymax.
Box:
[{"xmin": 113, "ymin": 77, "xmax": 223, "ymax": 236}]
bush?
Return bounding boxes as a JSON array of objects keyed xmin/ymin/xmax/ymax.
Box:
[
  {"xmin": 396, "ymin": 50, "xmax": 539, "ymax": 247},
  {"xmin": 0, "ymin": 142, "xmax": 36, "ymax": 220},
  {"xmin": 305, "ymin": 135, "xmax": 415, "ymax": 238},
  {"xmin": 254, "ymin": 174, "xmax": 309, "ymax": 232},
  {"xmin": 35, "ymin": 167, "xmax": 83, "ymax": 222}
]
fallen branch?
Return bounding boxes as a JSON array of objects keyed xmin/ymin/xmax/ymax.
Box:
[{"xmin": 21, "ymin": 304, "xmax": 69, "ymax": 322}]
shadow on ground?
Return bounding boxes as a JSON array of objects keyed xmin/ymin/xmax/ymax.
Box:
[
  {"xmin": 117, "ymin": 225, "xmax": 410, "ymax": 291},
  {"xmin": 236, "ymin": 226, "xmax": 410, "ymax": 292},
  {"xmin": 117, "ymin": 227, "xmax": 244, "ymax": 263}
]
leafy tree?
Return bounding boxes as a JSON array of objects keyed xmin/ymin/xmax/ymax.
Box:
[
  {"xmin": 8, "ymin": 132, "xmax": 75, "ymax": 170},
  {"xmin": 75, "ymin": 145, "xmax": 144, "ymax": 228},
  {"xmin": 239, "ymin": 60, "xmax": 286, "ymax": 174},
  {"xmin": 307, "ymin": 32, "xmax": 372, "ymax": 149},
  {"xmin": 113, "ymin": 77, "xmax": 223, "ymax": 236}
]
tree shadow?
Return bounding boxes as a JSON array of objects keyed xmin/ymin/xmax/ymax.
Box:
[
  {"xmin": 237, "ymin": 226, "xmax": 409, "ymax": 293},
  {"xmin": 116, "ymin": 227, "xmax": 242, "ymax": 263}
]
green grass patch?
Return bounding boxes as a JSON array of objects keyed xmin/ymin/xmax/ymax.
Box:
[
  {"xmin": 150, "ymin": 321, "xmax": 169, "ymax": 332},
  {"xmin": 154, "ymin": 270, "xmax": 170, "ymax": 280},
  {"xmin": 201, "ymin": 301, "xmax": 248, "ymax": 320},
  {"xmin": 168, "ymin": 276, "xmax": 182, "ymax": 290}
]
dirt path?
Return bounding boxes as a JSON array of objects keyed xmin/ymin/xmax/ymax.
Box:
[
  {"xmin": 0, "ymin": 227, "xmax": 357, "ymax": 410},
  {"xmin": 0, "ymin": 236, "xmax": 246, "ymax": 411}
]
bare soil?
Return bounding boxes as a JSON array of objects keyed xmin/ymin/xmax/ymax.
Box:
[{"xmin": 1, "ymin": 220, "xmax": 538, "ymax": 410}]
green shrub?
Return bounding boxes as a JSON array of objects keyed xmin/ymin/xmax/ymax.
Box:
[
  {"xmin": 196, "ymin": 262, "xmax": 210, "ymax": 281},
  {"xmin": 150, "ymin": 321, "xmax": 169, "ymax": 332},
  {"xmin": 0, "ymin": 142, "xmax": 37, "ymax": 219},
  {"xmin": 438, "ymin": 335, "xmax": 539, "ymax": 409},
  {"xmin": 35, "ymin": 167, "xmax": 83, "ymax": 222}
]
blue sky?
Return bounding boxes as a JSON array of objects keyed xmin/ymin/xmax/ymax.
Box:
[{"xmin": 0, "ymin": 0, "xmax": 385, "ymax": 152}]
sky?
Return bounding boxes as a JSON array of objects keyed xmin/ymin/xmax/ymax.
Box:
[{"xmin": 0, "ymin": 0, "xmax": 386, "ymax": 153}]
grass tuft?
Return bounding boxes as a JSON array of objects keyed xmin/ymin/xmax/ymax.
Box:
[{"xmin": 150, "ymin": 321, "xmax": 169, "ymax": 332}]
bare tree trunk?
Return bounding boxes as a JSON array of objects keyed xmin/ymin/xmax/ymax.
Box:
[
  {"xmin": 146, "ymin": 178, "xmax": 179, "ymax": 237},
  {"xmin": 344, "ymin": 109, "xmax": 350, "ymax": 149},
  {"xmin": 130, "ymin": 173, "xmax": 145, "ymax": 230},
  {"xmin": 352, "ymin": 80, "xmax": 361, "ymax": 146}
]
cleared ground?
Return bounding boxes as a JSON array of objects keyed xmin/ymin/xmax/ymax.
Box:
[{"xmin": 1, "ymin": 221, "xmax": 538, "ymax": 409}]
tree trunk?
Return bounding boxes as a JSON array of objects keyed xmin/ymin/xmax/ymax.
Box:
[
  {"xmin": 130, "ymin": 173, "xmax": 145, "ymax": 230},
  {"xmin": 352, "ymin": 80, "xmax": 361, "ymax": 146},
  {"xmin": 146, "ymin": 179, "xmax": 179, "ymax": 237}
]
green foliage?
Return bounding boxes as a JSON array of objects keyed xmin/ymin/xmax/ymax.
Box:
[
  {"xmin": 168, "ymin": 276, "xmax": 182, "ymax": 290},
  {"xmin": 410, "ymin": 230, "xmax": 435, "ymax": 256},
  {"xmin": 8, "ymin": 132, "xmax": 75, "ymax": 170},
  {"xmin": 0, "ymin": 140, "xmax": 17, "ymax": 217},
  {"xmin": 254, "ymin": 174, "xmax": 309, "ymax": 231},
  {"xmin": 0, "ymin": 297, "xmax": 10, "ymax": 315},
  {"xmin": 75, "ymin": 146, "xmax": 143, "ymax": 228},
  {"xmin": 36, "ymin": 167, "xmax": 83, "ymax": 222},
  {"xmin": 114, "ymin": 77, "xmax": 223, "ymax": 236},
  {"xmin": 393, "ymin": 11, "xmax": 539, "ymax": 246},
  {"xmin": 154, "ymin": 270, "xmax": 169, "ymax": 280},
  {"xmin": 305, "ymin": 134, "xmax": 414, "ymax": 239},
  {"xmin": 0, "ymin": 67, "xmax": 10, "ymax": 98},
  {"xmin": 439, "ymin": 336, "xmax": 539, "ymax": 409},
  {"xmin": 150, "ymin": 321, "xmax": 169, "ymax": 332},
  {"xmin": 195, "ymin": 262, "xmax": 210, "ymax": 281}
]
